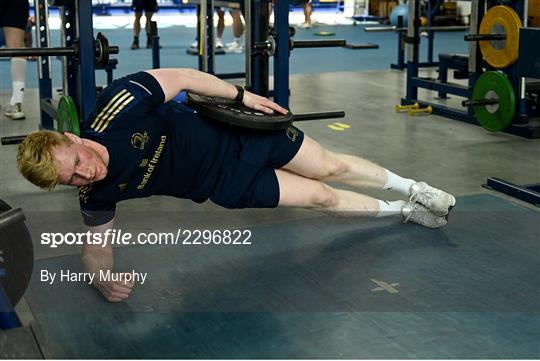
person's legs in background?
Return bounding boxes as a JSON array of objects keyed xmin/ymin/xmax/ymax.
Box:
[
  {"xmin": 131, "ymin": 10, "xmax": 143, "ymax": 49},
  {"xmin": 1, "ymin": 0, "xmax": 29, "ymax": 120},
  {"xmin": 216, "ymin": 9, "xmax": 225, "ymax": 50},
  {"xmin": 225, "ymin": 10, "xmax": 244, "ymax": 53},
  {"xmin": 24, "ymin": 16, "xmax": 36, "ymax": 60},
  {"xmin": 144, "ymin": 10, "xmax": 155, "ymax": 48},
  {"xmin": 3, "ymin": 26, "xmax": 26, "ymax": 120},
  {"xmin": 301, "ymin": 0, "xmax": 313, "ymax": 28},
  {"xmin": 144, "ymin": 0, "xmax": 159, "ymax": 47}
]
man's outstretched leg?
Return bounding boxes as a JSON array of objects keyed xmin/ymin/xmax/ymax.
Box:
[
  {"xmin": 275, "ymin": 169, "xmax": 448, "ymax": 228},
  {"xmin": 282, "ymin": 135, "xmax": 455, "ymax": 216}
]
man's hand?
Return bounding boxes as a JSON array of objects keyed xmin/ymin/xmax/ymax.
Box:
[
  {"xmin": 93, "ymin": 272, "xmax": 135, "ymax": 302},
  {"xmin": 242, "ymin": 91, "xmax": 289, "ymax": 115},
  {"xmin": 83, "ymin": 221, "xmax": 137, "ymax": 303}
]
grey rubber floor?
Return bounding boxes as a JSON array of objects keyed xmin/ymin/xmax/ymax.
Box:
[{"xmin": 24, "ymin": 194, "xmax": 540, "ymax": 358}]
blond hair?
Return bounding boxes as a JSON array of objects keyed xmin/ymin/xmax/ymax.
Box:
[{"xmin": 17, "ymin": 131, "xmax": 72, "ymax": 190}]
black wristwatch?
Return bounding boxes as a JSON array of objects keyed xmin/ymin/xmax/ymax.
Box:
[{"xmin": 234, "ymin": 85, "xmax": 244, "ymax": 102}]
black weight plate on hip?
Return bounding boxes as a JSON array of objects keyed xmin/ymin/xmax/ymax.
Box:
[{"xmin": 186, "ymin": 93, "xmax": 294, "ymax": 131}]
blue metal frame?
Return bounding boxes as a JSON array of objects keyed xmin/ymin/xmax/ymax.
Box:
[
  {"xmin": 390, "ymin": 27, "xmax": 406, "ymax": 70},
  {"xmin": 64, "ymin": 2, "xmax": 78, "ymax": 113},
  {"xmin": 484, "ymin": 178, "xmax": 540, "ymax": 207},
  {"xmin": 391, "ymin": 0, "xmax": 448, "ymax": 70},
  {"xmin": 76, "ymin": 0, "xmax": 97, "ymax": 121},
  {"xmin": 152, "ymin": 36, "xmax": 161, "ymax": 69},
  {"xmin": 36, "ymin": 0, "xmax": 54, "ymax": 130},
  {"xmin": 249, "ymin": 0, "xmax": 265, "ymax": 95},
  {"xmin": 403, "ymin": 0, "xmax": 477, "ymax": 126},
  {"xmin": 0, "ymin": 285, "xmax": 21, "ymax": 330},
  {"xmin": 273, "ymin": 0, "xmax": 290, "ymax": 108}
]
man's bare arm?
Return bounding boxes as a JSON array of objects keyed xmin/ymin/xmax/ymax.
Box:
[
  {"xmin": 81, "ymin": 218, "xmax": 114, "ymax": 275},
  {"xmin": 82, "ymin": 218, "xmax": 134, "ymax": 302},
  {"xmin": 145, "ymin": 68, "xmax": 288, "ymax": 115}
]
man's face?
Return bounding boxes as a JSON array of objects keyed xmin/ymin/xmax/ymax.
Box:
[{"xmin": 51, "ymin": 142, "xmax": 108, "ymax": 186}]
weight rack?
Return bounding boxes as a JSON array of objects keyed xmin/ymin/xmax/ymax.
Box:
[{"xmin": 400, "ymin": 0, "xmax": 540, "ymax": 139}]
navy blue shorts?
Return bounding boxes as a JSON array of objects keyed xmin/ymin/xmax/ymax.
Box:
[
  {"xmin": 210, "ymin": 126, "xmax": 304, "ymax": 209},
  {"xmin": 132, "ymin": 0, "xmax": 158, "ymax": 13},
  {"xmin": 0, "ymin": 0, "xmax": 29, "ymax": 30}
]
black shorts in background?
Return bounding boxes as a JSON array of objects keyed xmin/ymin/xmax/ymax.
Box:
[
  {"xmin": 132, "ymin": 0, "xmax": 158, "ymax": 13},
  {"xmin": 0, "ymin": 0, "xmax": 29, "ymax": 30}
]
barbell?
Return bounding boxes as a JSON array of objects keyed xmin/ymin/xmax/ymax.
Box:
[
  {"xmin": 0, "ymin": 32, "xmax": 118, "ymax": 69},
  {"xmin": 253, "ymin": 36, "xmax": 377, "ymax": 57},
  {"xmin": 0, "ymin": 200, "xmax": 34, "ymax": 308}
]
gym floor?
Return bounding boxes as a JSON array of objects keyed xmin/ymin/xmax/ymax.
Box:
[{"xmin": 1, "ymin": 9, "xmax": 539, "ymax": 359}]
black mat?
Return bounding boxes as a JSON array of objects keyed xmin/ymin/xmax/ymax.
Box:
[{"xmin": 25, "ymin": 194, "xmax": 540, "ymax": 358}]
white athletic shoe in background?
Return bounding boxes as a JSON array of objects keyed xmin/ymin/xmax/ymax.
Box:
[
  {"xmin": 216, "ymin": 39, "xmax": 224, "ymax": 50},
  {"xmin": 190, "ymin": 40, "xmax": 198, "ymax": 48},
  {"xmin": 402, "ymin": 201, "xmax": 448, "ymax": 229},
  {"xmin": 409, "ymin": 182, "xmax": 456, "ymax": 216},
  {"xmin": 4, "ymin": 103, "xmax": 25, "ymax": 120},
  {"xmin": 226, "ymin": 40, "xmax": 244, "ymax": 53},
  {"xmin": 299, "ymin": 22, "xmax": 312, "ymax": 29}
]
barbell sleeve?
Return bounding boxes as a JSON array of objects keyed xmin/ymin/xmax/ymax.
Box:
[
  {"xmin": 365, "ymin": 25, "xmax": 468, "ymax": 32},
  {"xmin": 253, "ymin": 41, "xmax": 271, "ymax": 51},
  {"xmin": 1, "ymin": 135, "xmax": 26, "ymax": 145},
  {"xmin": 0, "ymin": 45, "xmax": 117, "ymax": 58},
  {"xmin": 462, "ymin": 99, "xmax": 500, "ymax": 107},
  {"xmin": 109, "ymin": 45, "xmax": 120, "ymax": 54},
  {"xmin": 108, "ymin": 46, "xmax": 120, "ymax": 54},
  {"xmin": 0, "ymin": 208, "xmax": 26, "ymax": 231},
  {"xmin": 464, "ymin": 34, "xmax": 506, "ymax": 42},
  {"xmin": 293, "ymin": 111, "xmax": 345, "ymax": 121},
  {"xmin": 291, "ymin": 40, "xmax": 347, "ymax": 49},
  {"xmin": 364, "ymin": 26, "xmax": 399, "ymax": 32},
  {"xmin": 0, "ymin": 47, "xmax": 76, "ymax": 57}
]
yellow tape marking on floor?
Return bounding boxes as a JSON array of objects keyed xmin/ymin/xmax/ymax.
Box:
[{"xmin": 328, "ymin": 124, "xmax": 345, "ymax": 131}]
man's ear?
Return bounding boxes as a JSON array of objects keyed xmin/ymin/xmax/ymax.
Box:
[{"xmin": 64, "ymin": 132, "xmax": 82, "ymax": 144}]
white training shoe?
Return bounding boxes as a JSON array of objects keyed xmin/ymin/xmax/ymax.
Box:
[
  {"xmin": 402, "ymin": 201, "xmax": 448, "ymax": 229},
  {"xmin": 299, "ymin": 22, "xmax": 312, "ymax": 29},
  {"xmin": 190, "ymin": 41, "xmax": 198, "ymax": 48},
  {"xmin": 409, "ymin": 182, "xmax": 456, "ymax": 216},
  {"xmin": 216, "ymin": 39, "xmax": 224, "ymax": 49},
  {"xmin": 226, "ymin": 40, "xmax": 244, "ymax": 53},
  {"xmin": 4, "ymin": 103, "xmax": 25, "ymax": 120}
]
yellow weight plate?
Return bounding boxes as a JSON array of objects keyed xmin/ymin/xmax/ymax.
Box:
[{"xmin": 479, "ymin": 5, "xmax": 522, "ymax": 68}]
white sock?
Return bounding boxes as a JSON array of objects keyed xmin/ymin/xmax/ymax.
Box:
[
  {"xmin": 376, "ymin": 200, "xmax": 406, "ymax": 218},
  {"xmin": 383, "ymin": 169, "xmax": 416, "ymax": 196},
  {"xmin": 217, "ymin": 37, "xmax": 222, "ymax": 43},
  {"xmin": 10, "ymin": 58, "xmax": 26, "ymax": 105}
]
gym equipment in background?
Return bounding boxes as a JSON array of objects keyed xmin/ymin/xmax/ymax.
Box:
[
  {"xmin": 462, "ymin": 71, "xmax": 515, "ymax": 132},
  {"xmin": 390, "ymin": 4, "xmax": 408, "ymax": 26},
  {"xmin": 1, "ymin": 95, "xmax": 80, "ymax": 145},
  {"xmin": 0, "ymin": 200, "xmax": 33, "ymax": 330},
  {"xmin": 400, "ymin": 0, "xmax": 540, "ymax": 138}
]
